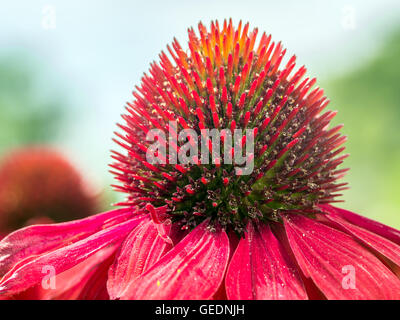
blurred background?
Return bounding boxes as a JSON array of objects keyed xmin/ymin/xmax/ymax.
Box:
[{"xmin": 0, "ymin": 0, "xmax": 399, "ymax": 230}]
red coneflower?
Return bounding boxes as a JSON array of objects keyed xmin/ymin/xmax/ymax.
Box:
[
  {"xmin": 1, "ymin": 20, "xmax": 400, "ymax": 300},
  {"xmin": 0, "ymin": 147, "xmax": 98, "ymax": 233}
]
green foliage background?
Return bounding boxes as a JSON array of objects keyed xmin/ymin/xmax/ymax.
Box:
[
  {"xmin": 0, "ymin": 55, "xmax": 64, "ymax": 152},
  {"xmin": 323, "ymin": 29, "xmax": 400, "ymax": 228}
]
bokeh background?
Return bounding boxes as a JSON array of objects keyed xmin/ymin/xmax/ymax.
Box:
[{"xmin": 0, "ymin": 0, "xmax": 399, "ymax": 229}]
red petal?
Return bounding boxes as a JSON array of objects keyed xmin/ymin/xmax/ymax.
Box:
[
  {"xmin": 284, "ymin": 213, "xmax": 400, "ymax": 299},
  {"xmin": 320, "ymin": 204, "xmax": 400, "ymax": 245},
  {"xmin": 51, "ymin": 245, "xmax": 117, "ymax": 300},
  {"xmin": 119, "ymin": 220, "xmax": 230, "ymax": 300},
  {"xmin": 0, "ymin": 215, "xmax": 145, "ymax": 296},
  {"xmin": 2, "ymin": 246, "xmax": 117, "ymax": 300},
  {"xmin": 326, "ymin": 213, "xmax": 400, "ymax": 267},
  {"xmin": 226, "ymin": 222, "xmax": 307, "ymax": 300},
  {"xmin": 0, "ymin": 208, "xmax": 136, "ymax": 277},
  {"xmin": 107, "ymin": 219, "xmax": 172, "ymax": 299},
  {"xmin": 76, "ymin": 252, "xmax": 116, "ymax": 300}
]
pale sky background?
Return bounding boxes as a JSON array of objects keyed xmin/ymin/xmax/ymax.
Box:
[{"xmin": 1, "ymin": 0, "xmax": 400, "ymax": 201}]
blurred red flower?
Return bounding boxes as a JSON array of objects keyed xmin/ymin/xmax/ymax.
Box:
[{"xmin": 0, "ymin": 147, "xmax": 99, "ymax": 233}]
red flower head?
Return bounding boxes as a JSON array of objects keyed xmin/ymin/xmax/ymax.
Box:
[
  {"xmin": 0, "ymin": 147, "xmax": 98, "ymax": 233},
  {"xmin": 1, "ymin": 20, "xmax": 400, "ymax": 300}
]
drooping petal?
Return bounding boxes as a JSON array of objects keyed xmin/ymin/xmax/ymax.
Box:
[
  {"xmin": 0, "ymin": 215, "xmax": 146, "ymax": 296},
  {"xmin": 284, "ymin": 213, "xmax": 400, "ymax": 299},
  {"xmin": 0, "ymin": 208, "xmax": 137, "ymax": 277},
  {"xmin": 320, "ymin": 204, "xmax": 400, "ymax": 245},
  {"xmin": 119, "ymin": 220, "xmax": 230, "ymax": 300},
  {"xmin": 107, "ymin": 219, "xmax": 172, "ymax": 299},
  {"xmin": 76, "ymin": 252, "xmax": 116, "ymax": 300},
  {"xmin": 226, "ymin": 222, "xmax": 307, "ymax": 300},
  {"xmin": 46, "ymin": 245, "xmax": 117, "ymax": 300},
  {"xmin": 271, "ymin": 223, "xmax": 327, "ymax": 299},
  {"xmin": 37, "ymin": 245, "xmax": 117, "ymax": 300},
  {"xmin": 326, "ymin": 213, "xmax": 400, "ymax": 267},
  {"xmin": 1, "ymin": 246, "xmax": 116, "ymax": 300}
]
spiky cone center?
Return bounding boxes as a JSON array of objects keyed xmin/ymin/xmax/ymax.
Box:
[{"xmin": 111, "ymin": 19, "xmax": 348, "ymax": 236}]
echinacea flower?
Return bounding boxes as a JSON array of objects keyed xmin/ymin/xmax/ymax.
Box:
[
  {"xmin": 1, "ymin": 20, "xmax": 400, "ymax": 300},
  {"xmin": 0, "ymin": 147, "xmax": 98, "ymax": 233}
]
